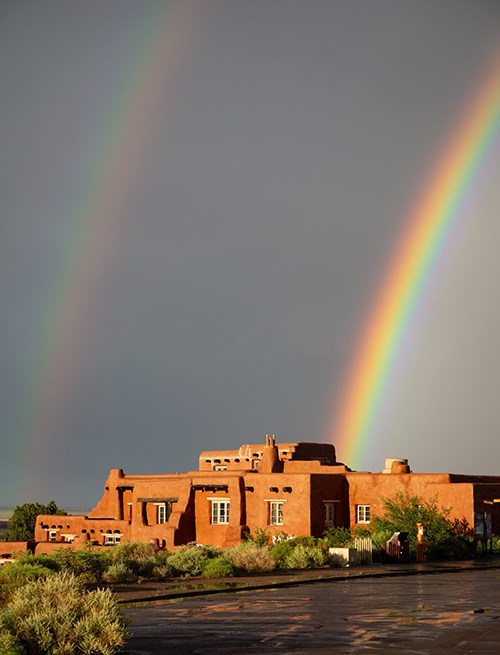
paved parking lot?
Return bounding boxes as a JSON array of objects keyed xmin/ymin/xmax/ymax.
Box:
[{"xmin": 121, "ymin": 567, "xmax": 500, "ymax": 654}]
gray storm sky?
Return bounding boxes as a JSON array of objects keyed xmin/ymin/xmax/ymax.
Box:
[{"xmin": 1, "ymin": 0, "xmax": 500, "ymax": 507}]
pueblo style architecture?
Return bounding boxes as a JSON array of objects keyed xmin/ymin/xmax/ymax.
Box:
[{"xmin": 30, "ymin": 436, "xmax": 500, "ymax": 553}]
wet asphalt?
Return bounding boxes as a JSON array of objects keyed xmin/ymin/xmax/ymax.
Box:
[{"xmin": 119, "ymin": 565, "xmax": 500, "ymax": 654}]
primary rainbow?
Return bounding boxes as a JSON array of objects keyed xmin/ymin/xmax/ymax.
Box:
[
  {"xmin": 330, "ymin": 52, "xmax": 500, "ymax": 469},
  {"xmin": 9, "ymin": 1, "xmax": 200, "ymax": 499}
]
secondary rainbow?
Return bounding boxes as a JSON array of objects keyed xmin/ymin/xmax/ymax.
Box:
[
  {"xmin": 330, "ymin": 52, "xmax": 500, "ymax": 469},
  {"xmin": 9, "ymin": 1, "xmax": 200, "ymax": 499}
]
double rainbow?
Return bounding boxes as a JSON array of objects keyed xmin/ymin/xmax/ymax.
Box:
[{"xmin": 331, "ymin": 52, "xmax": 500, "ymax": 469}]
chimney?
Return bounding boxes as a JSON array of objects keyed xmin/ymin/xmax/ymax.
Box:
[{"xmin": 260, "ymin": 434, "xmax": 283, "ymax": 473}]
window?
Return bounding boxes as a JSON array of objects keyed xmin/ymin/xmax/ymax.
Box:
[
  {"xmin": 104, "ymin": 534, "xmax": 121, "ymax": 545},
  {"xmin": 48, "ymin": 530, "xmax": 57, "ymax": 542},
  {"xmin": 214, "ymin": 465, "xmax": 227, "ymax": 471},
  {"xmin": 157, "ymin": 503, "xmax": 167, "ymax": 524},
  {"xmin": 269, "ymin": 501, "xmax": 284, "ymax": 526},
  {"xmin": 60, "ymin": 534, "xmax": 75, "ymax": 543},
  {"xmin": 324, "ymin": 502, "xmax": 335, "ymax": 527},
  {"xmin": 356, "ymin": 505, "xmax": 371, "ymax": 524},
  {"xmin": 156, "ymin": 502, "xmax": 173, "ymax": 524},
  {"xmin": 211, "ymin": 499, "xmax": 230, "ymax": 524}
]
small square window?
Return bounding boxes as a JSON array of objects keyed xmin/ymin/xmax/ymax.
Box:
[
  {"xmin": 356, "ymin": 505, "xmax": 371, "ymax": 524},
  {"xmin": 211, "ymin": 500, "xmax": 230, "ymax": 524}
]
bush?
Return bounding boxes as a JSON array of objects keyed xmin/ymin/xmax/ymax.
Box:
[
  {"xmin": 270, "ymin": 540, "xmax": 295, "ymax": 568},
  {"xmin": 224, "ymin": 542, "xmax": 275, "ymax": 574},
  {"xmin": 371, "ymin": 492, "xmax": 473, "ymax": 560},
  {"xmin": 102, "ymin": 563, "xmax": 136, "ymax": 584},
  {"xmin": 321, "ymin": 527, "xmax": 352, "ymax": 548},
  {"xmin": 244, "ymin": 528, "xmax": 271, "ymax": 547},
  {"xmin": 284, "ymin": 544, "xmax": 329, "ymax": 569},
  {"xmin": 151, "ymin": 563, "xmax": 174, "ymax": 580},
  {"xmin": 0, "ymin": 630, "xmax": 25, "ymax": 655},
  {"xmin": 202, "ymin": 558, "xmax": 235, "ymax": 578},
  {"xmin": 167, "ymin": 545, "xmax": 210, "ymax": 577},
  {"xmin": 428, "ymin": 535, "xmax": 474, "ymax": 561},
  {"xmin": 0, "ymin": 572, "xmax": 129, "ymax": 655},
  {"xmin": 10, "ymin": 553, "xmax": 61, "ymax": 572},
  {"xmin": 369, "ymin": 529, "xmax": 394, "ymax": 562},
  {"xmin": 50, "ymin": 548, "xmax": 107, "ymax": 583},
  {"xmin": 0, "ymin": 562, "xmax": 54, "ymax": 587},
  {"xmin": 107, "ymin": 541, "xmax": 157, "ymax": 563}
]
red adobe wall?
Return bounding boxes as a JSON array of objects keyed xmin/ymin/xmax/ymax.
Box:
[
  {"xmin": 243, "ymin": 472, "xmax": 311, "ymax": 539},
  {"xmin": 347, "ymin": 471, "xmax": 444, "ymax": 525},
  {"xmin": 29, "ymin": 440, "xmax": 500, "ymax": 552},
  {"xmin": 310, "ymin": 474, "xmax": 349, "ymax": 535},
  {"xmin": 0, "ymin": 542, "xmax": 34, "ymax": 557}
]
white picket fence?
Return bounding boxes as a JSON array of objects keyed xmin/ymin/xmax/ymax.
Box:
[{"xmin": 354, "ymin": 537, "xmax": 373, "ymax": 564}]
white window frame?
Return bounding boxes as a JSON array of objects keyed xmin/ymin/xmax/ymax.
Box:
[
  {"xmin": 104, "ymin": 534, "xmax": 121, "ymax": 545},
  {"xmin": 210, "ymin": 499, "xmax": 230, "ymax": 524},
  {"xmin": 156, "ymin": 503, "xmax": 167, "ymax": 524},
  {"xmin": 356, "ymin": 505, "xmax": 371, "ymax": 524},
  {"xmin": 48, "ymin": 530, "xmax": 57, "ymax": 542},
  {"xmin": 214, "ymin": 465, "xmax": 227, "ymax": 471},
  {"xmin": 324, "ymin": 501, "xmax": 335, "ymax": 527},
  {"xmin": 269, "ymin": 500, "xmax": 284, "ymax": 526}
]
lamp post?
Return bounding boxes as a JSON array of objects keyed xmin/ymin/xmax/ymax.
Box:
[{"xmin": 416, "ymin": 522, "xmax": 425, "ymax": 562}]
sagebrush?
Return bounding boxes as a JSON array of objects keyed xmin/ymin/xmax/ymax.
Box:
[{"xmin": 0, "ymin": 572, "xmax": 129, "ymax": 655}]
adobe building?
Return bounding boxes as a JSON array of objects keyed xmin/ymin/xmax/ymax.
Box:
[{"xmin": 31, "ymin": 435, "xmax": 500, "ymax": 552}]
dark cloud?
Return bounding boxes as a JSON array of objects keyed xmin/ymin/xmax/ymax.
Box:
[{"xmin": 1, "ymin": 0, "xmax": 500, "ymax": 506}]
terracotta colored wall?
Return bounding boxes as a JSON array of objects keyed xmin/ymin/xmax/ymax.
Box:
[
  {"xmin": 30, "ymin": 441, "xmax": 500, "ymax": 552},
  {"xmin": 0, "ymin": 542, "xmax": 33, "ymax": 557},
  {"xmin": 309, "ymin": 474, "xmax": 349, "ymax": 535}
]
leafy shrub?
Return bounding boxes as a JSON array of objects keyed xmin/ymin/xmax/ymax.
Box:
[
  {"xmin": 108, "ymin": 541, "xmax": 157, "ymax": 563},
  {"xmin": 202, "ymin": 557, "xmax": 235, "ymax": 578},
  {"xmin": 10, "ymin": 553, "xmax": 61, "ymax": 572},
  {"xmin": 0, "ymin": 572, "xmax": 129, "ymax": 655},
  {"xmin": 270, "ymin": 540, "xmax": 295, "ymax": 568},
  {"xmin": 224, "ymin": 542, "xmax": 275, "ymax": 574},
  {"xmin": 50, "ymin": 548, "xmax": 107, "ymax": 583},
  {"xmin": 284, "ymin": 544, "xmax": 329, "ymax": 569},
  {"xmin": 371, "ymin": 492, "xmax": 473, "ymax": 561},
  {"xmin": 321, "ymin": 527, "xmax": 352, "ymax": 548},
  {"xmin": 0, "ymin": 562, "xmax": 54, "ymax": 608},
  {"xmin": 167, "ymin": 545, "xmax": 210, "ymax": 577},
  {"xmin": 199, "ymin": 544, "xmax": 224, "ymax": 559},
  {"xmin": 102, "ymin": 563, "xmax": 136, "ymax": 584},
  {"xmin": 369, "ymin": 529, "xmax": 394, "ymax": 560},
  {"xmin": 428, "ymin": 535, "xmax": 474, "ymax": 561},
  {"xmin": 151, "ymin": 563, "xmax": 174, "ymax": 580},
  {"xmin": 244, "ymin": 528, "xmax": 271, "ymax": 547},
  {"xmin": 0, "ymin": 630, "xmax": 25, "ymax": 655},
  {"xmin": 0, "ymin": 562, "xmax": 54, "ymax": 586}
]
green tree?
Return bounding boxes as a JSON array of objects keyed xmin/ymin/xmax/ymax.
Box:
[
  {"xmin": 371, "ymin": 492, "xmax": 472, "ymax": 560},
  {"xmin": 5, "ymin": 501, "xmax": 66, "ymax": 541}
]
